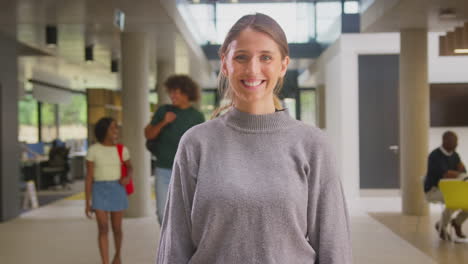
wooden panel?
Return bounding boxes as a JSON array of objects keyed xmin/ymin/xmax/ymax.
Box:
[
  {"xmin": 86, "ymin": 89, "xmax": 123, "ymax": 144},
  {"xmin": 87, "ymin": 106, "xmax": 107, "ymax": 124},
  {"xmin": 87, "ymin": 89, "xmax": 113, "ymax": 106},
  {"xmin": 431, "ymin": 83, "xmax": 468, "ymax": 126}
]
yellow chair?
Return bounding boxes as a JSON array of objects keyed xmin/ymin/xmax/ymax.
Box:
[
  {"xmin": 439, "ymin": 179, "xmax": 468, "ymax": 243},
  {"xmin": 439, "ymin": 179, "xmax": 468, "ymax": 211}
]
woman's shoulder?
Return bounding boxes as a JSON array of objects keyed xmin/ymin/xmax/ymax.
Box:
[
  {"xmin": 89, "ymin": 143, "xmax": 120, "ymax": 152},
  {"xmin": 86, "ymin": 143, "xmax": 101, "ymax": 158},
  {"xmin": 290, "ymin": 120, "xmax": 328, "ymax": 142},
  {"xmin": 88, "ymin": 143, "xmax": 100, "ymax": 151}
]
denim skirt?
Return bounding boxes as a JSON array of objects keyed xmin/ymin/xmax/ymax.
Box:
[{"xmin": 92, "ymin": 180, "xmax": 128, "ymax": 212}]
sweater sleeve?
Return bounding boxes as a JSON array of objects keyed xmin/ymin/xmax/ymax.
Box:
[
  {"xmin": 307, "ymin": 137, "xmax": 352, "ymax": 264},
  {"xmin": 157, "ymin": 135, "xmax": 197, "ymax": 263}
]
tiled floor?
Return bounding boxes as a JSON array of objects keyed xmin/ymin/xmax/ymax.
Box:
[
  {"xmin": 0, "ymin": 185, "xmax": 465, "ymax": 263},
  {"xmin": 359, "ymin": 190, "xmax": 468, "ymax": 263}
]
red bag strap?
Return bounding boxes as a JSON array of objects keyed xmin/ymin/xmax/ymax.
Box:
[{"xmin": 116, "ymin": 144, "xmax": 124, "ymax": 163}]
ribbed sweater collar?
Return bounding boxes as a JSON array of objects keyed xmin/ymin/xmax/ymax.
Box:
[{"xmin": 223, "ymin": 107, "xmax": 292, "ymax": 132}]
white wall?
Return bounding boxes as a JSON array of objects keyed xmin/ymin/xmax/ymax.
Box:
[
  {"xmin": 311, "ymin": 39, "xmax": 351, "ymax": 199},
  {"xmin": 428, "ymin": 32, "xmax": 468, "ymax": 83},
  {"xmin": 428, "ymin": 32, "xmax": 468, "ymax": 163},
  {"xmin": 311, "ymin": 32, "xmax": 468, "ymax": 204}
]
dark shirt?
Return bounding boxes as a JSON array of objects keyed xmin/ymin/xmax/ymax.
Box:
[
  {"xmin": 150, "ymin": 104, "xmax": 205, "ymax": 169},
  {"xmin": 424, "ymin": 148, "xmax": 463, "ymax": 192},
  {"xmin": 48, "ymin": 146, "xmax": 69, "ymax": 168}
]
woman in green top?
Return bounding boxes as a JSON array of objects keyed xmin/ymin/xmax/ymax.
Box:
[{"xmin": 144, "ymin": 74, "xmax": 205, "ymax": 224}]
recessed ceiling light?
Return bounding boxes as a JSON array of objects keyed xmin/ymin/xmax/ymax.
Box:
[
  {"xmin": 46, "ymin": 25, "xmax": 57, "ymax": 47},
  {"xmin": 111, "ymin": 59, "xmax": 119, "ymax": 73},
  {"xmin": 85, "ymin": 45, "xmax": 94, "ymax": 62}
]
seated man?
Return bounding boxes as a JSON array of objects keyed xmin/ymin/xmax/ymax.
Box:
[
  {"xmin": 424, "ymin": 131, "xmax": 468, "ymax": 240},
  {"xmin": 42, "ymin": 139, "xmax": 70, "ymax": 189}
]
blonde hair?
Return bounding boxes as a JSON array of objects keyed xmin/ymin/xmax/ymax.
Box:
[{"xmin": 212, "ymin": 13, "xmax": 289, "ymax": 119}]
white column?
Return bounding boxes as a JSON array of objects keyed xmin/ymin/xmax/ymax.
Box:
[
  {"xmin": 121, "ymin": 32, "xmax": 152, "ymax": 217},
  {"xmin": 399, "ymin": 29, "xmax": 429, "ymax": 216},
  {"xmin": 156, "ymin": 60, "xmax": 174, "ymax": 106},
  {"xmin": 175, "ymin": 33, "xmax": 190, "ymax": 74}
]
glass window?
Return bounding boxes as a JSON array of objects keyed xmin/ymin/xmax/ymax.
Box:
[
  {"xmin": 344, "ymin": 1, "xmax": 360, "ymax": 14},
  {"xmin": 19, "ymin": 95, "xmax": 39, "ymax": 143},
  {"xmin": 188, "ymin": 4, "xmax": 216, "ymax": 44},
  {"xmin": 300, "ymin": 90, "xmax": 317, "ymax": 126},
  {"xmin": 59, "ymin": 95, "xmax": 87, "ymax": 141},
  {"xmin": 360, "ymin": 0, "xmax": 375, "ymax": 13},
  {"xmin": 41, "ymin": 102, "xmax": 57, "ymax": 143},
  {"xmin": 149, "ymin": 93, "xmax": 158, "ymax": 113},
  {"xmin": 283, "ymin": 98, "xmax": 297, "ymax": 120},
  {"xmin": 201, "ymin": 90, "xmax": 217, "ymax": 121},
  {"xmin": 316, "ymin": 1, "xmax": 342, "ymax": 43}
]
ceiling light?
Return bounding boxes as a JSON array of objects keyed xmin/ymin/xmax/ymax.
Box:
[
  {"xmin": 111, "ymin": 59, "xmax": 119, "ymax": 73},
  {"xmin": 46, "ymin": 25, "xmax": 57, "ymax": 47},
  {"xmin": 454, "ymin": 49, "xmax": 468, "ymax": 54},
  {"xmin": 85, "ymin": 45, "xmax": 94, "ymax": 62},
  {"xmin": 439, "ymin": 8, "xmax": 457, "ymax": 19}
]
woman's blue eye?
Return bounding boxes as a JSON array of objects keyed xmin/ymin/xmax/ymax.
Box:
[{"xmin": 261, "ymin": 55, "xmax": 272, "ymax": 61}]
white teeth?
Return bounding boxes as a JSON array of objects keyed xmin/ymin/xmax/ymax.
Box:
[{"xmin": 243, "ymin": 80, "xmax": 262, "ymax": 87}]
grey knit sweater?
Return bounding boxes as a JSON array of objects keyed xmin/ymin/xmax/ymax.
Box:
[{"xmin": 157, "ymin": 108, "xmax": 352, "ymax": 264}]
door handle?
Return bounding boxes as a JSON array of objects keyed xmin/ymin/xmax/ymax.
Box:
[{"xmin": 389, "ymin": 145, "xmax": 399, "ymax": 154}]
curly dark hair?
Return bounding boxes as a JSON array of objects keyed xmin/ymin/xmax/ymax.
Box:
[
  {"xmin": 94, "ymin": 117, "xmax": 115, "ymax": 143},
  {"xmin": 164, "ymin": 74, "xmax": 200, "ymax": 102}
]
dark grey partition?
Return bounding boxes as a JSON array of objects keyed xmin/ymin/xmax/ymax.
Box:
[
  {"xmin": 358, "ymin": 54, "xmax": 400, "ymax": 189},
  {"xmin": 0, "ymin": 33, "xmax": 20, "ymax": 221}
]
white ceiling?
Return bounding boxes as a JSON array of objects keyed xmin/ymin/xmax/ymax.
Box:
[
  {"xmin": 1, "ymin": 0, "xmax": 214, "ymax": 91},
  {"xmin": 361, "ymin": 0, "xmax": 468, "ymax": 33}
]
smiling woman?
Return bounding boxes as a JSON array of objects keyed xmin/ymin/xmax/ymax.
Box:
[
  {"xmin": 214, "ymin": 13, "xmax": 290, "ymax": 117},
  {"xmin": 157, "ymin": 13, "xmax": 352, "ymax": 264},
  {"xmin": 221, "ymin": 27, "xmax": 289, "ymax": 114}
]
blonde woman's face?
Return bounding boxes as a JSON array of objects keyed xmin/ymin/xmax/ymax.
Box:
[{"xmin": 221, "ymin": 28, "xmax": 289, "ymax": 107}]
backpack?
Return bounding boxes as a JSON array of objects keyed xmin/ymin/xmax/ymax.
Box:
[{"xmin": 145, "ymin": 138, "xmax": 158, "ymax": 157}]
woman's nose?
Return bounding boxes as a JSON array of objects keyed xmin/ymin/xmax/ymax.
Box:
[{"xmin": 245, "ymin": 58, "xmax": 260, "ymax": 75}]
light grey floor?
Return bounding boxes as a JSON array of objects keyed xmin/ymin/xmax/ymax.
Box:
[{"xmin": 0, "ymin": 186, "xmax": 464, "ymax": 263}]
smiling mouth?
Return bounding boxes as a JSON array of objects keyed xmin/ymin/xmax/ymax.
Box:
[{"xmin": 241, "ymin": 80, "xmax": 265, "ymax": 89}]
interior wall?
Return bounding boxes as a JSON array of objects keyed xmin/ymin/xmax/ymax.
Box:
[
  {"xmin": 314, "ymin": 32, "xmax": 468, "ymax": 202},
  {"xmin": 428, "ymin": 32, "xmax": 468, "ymax": 163},
  {"xmin": 428, "ymin": 32, "xmax": 468, "ymax": 83},
  {"xmin": 314, "ymin": 33, "xmax": 399, "ymax": 204},
  {"xmin": 311, "ymin": 39, "xmax": 350, "ymax": 199}
]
